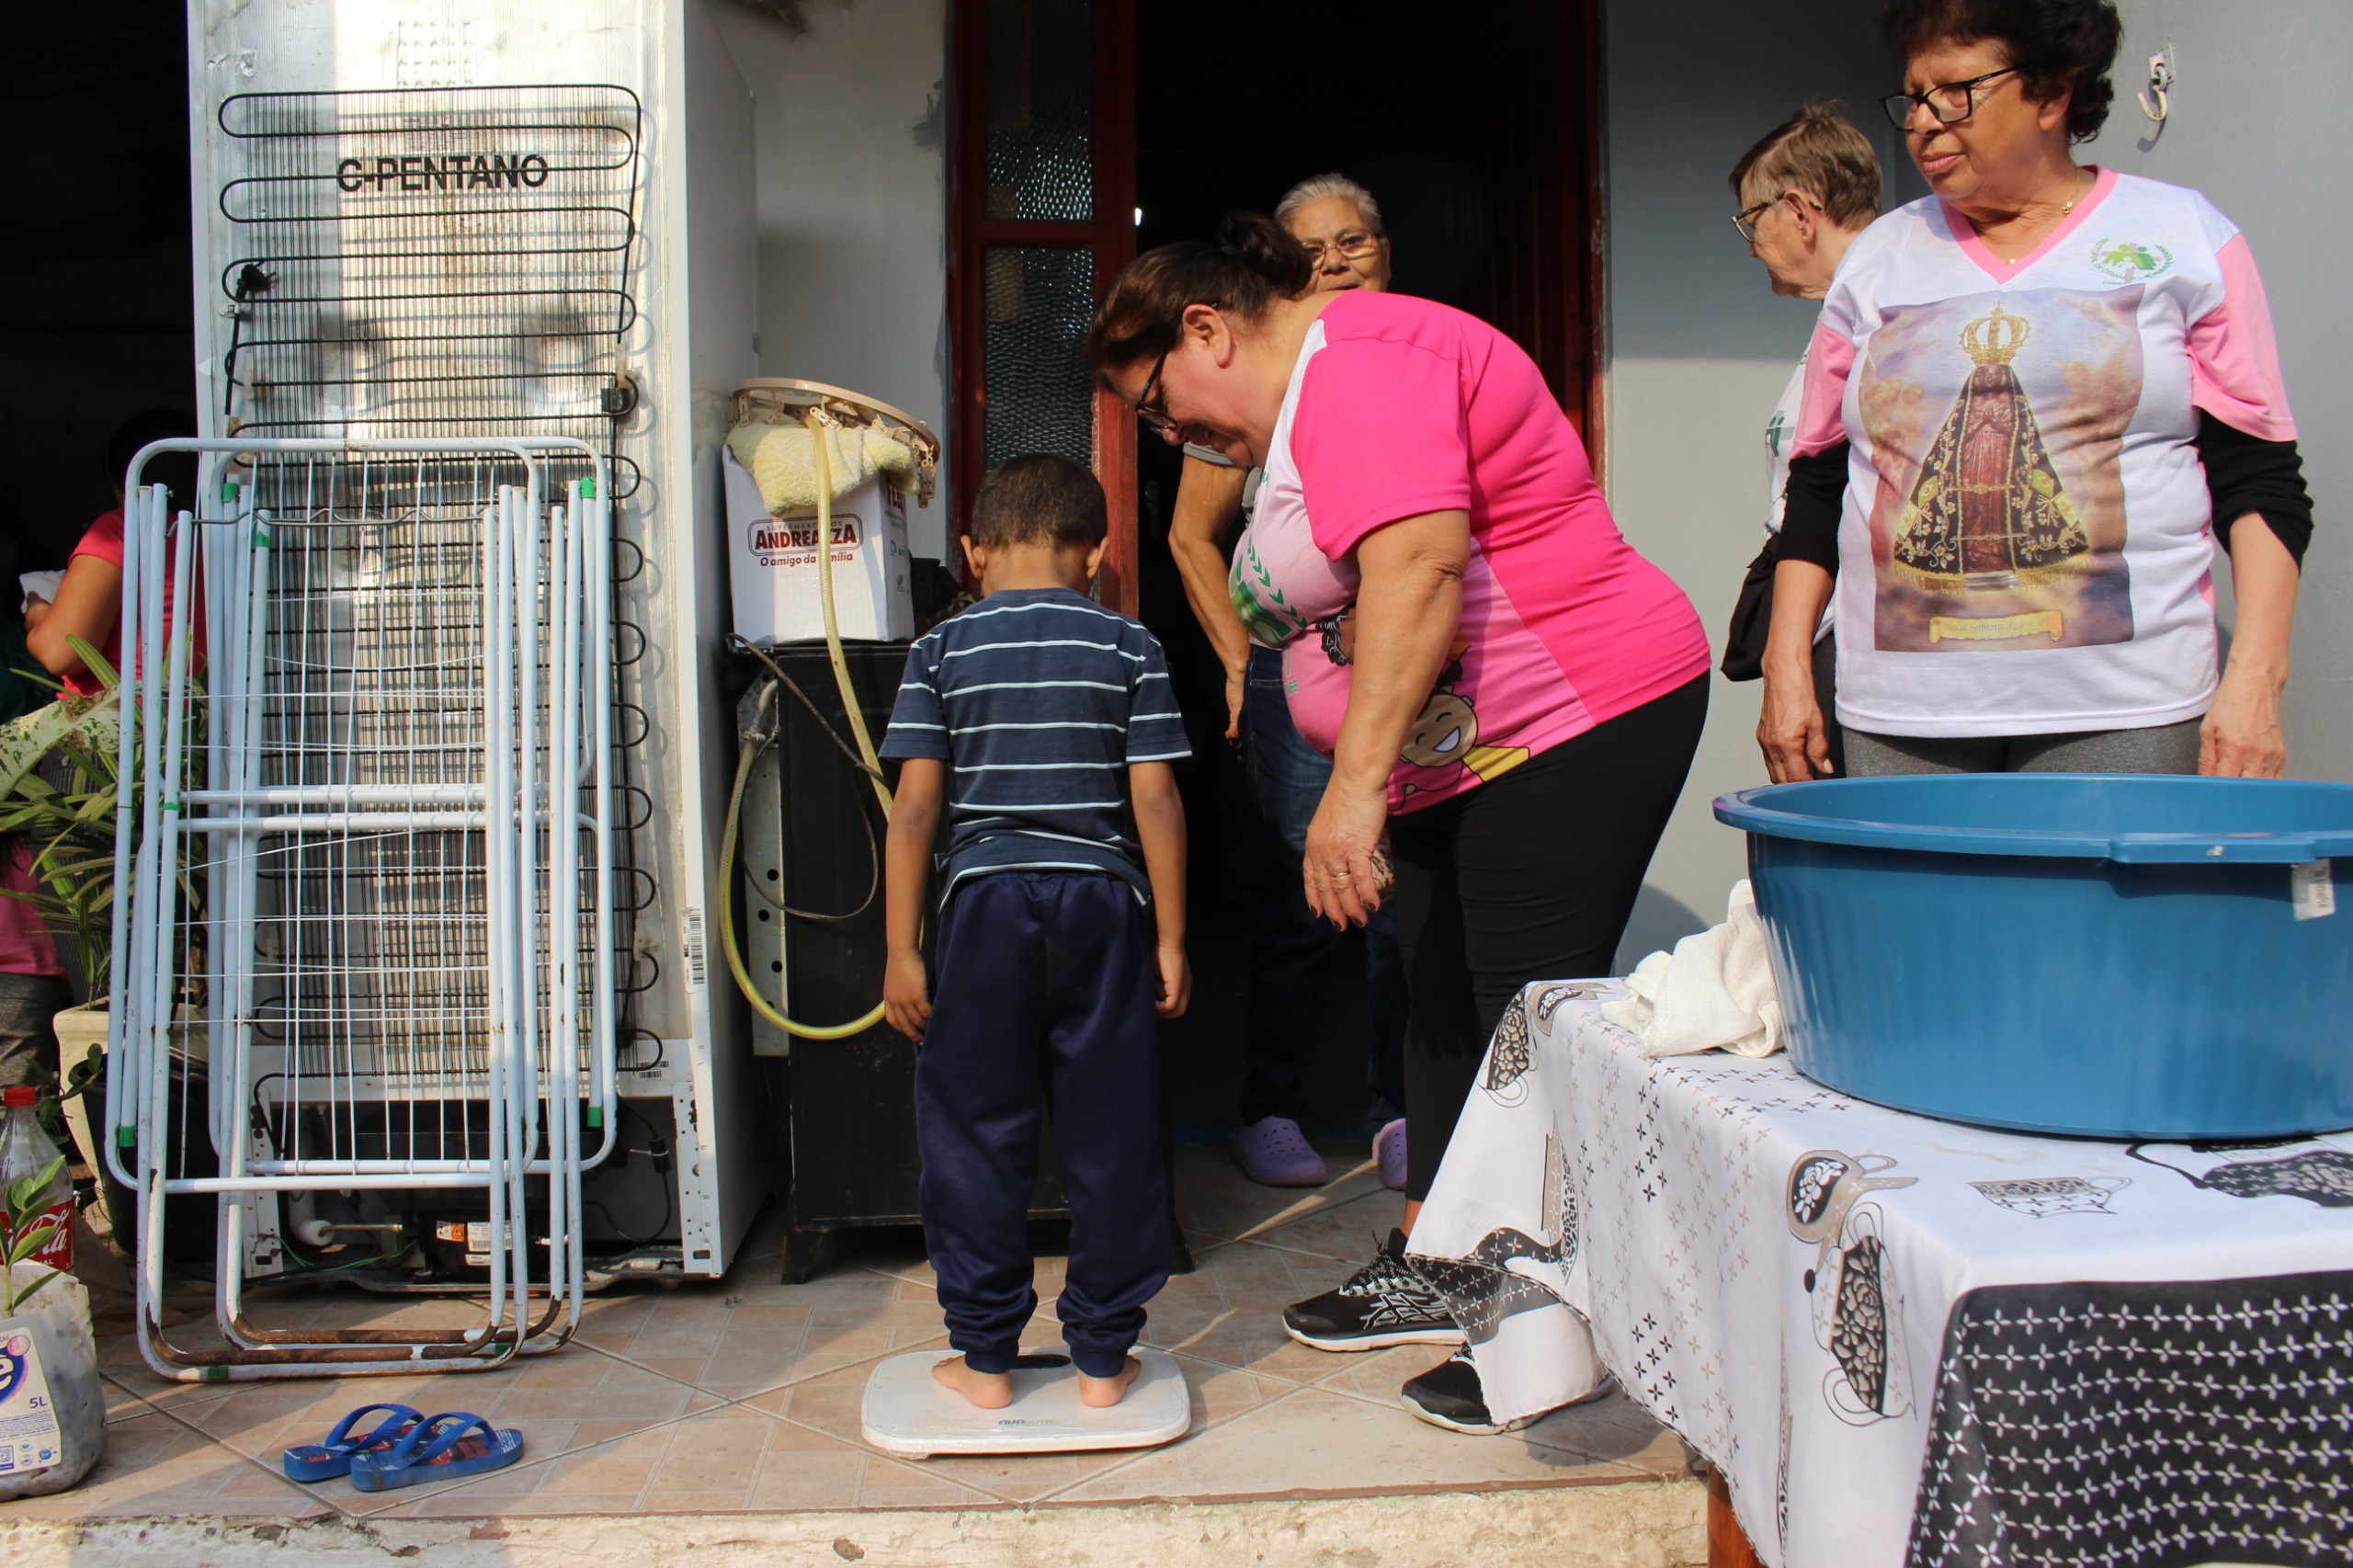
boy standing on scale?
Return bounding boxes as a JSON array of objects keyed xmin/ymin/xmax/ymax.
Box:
[{"xmin": 881, "ymin": 454, "xmax": 1191, "ymax": 1409}]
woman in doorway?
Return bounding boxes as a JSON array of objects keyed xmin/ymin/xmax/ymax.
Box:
[
  {"xmin": 1758, "ymin": 0, "xmax": 2311, "ymax": 781},
  {"xmin": 1164, "ymin": 174, "xmax": 1411, "ymax": 1193},
  {"xmin": 1723, "ymin": 104, "xmax": 1881, "ymax": 778},
  {"xmin": 1088, "ymin": 215, "xmax": 1711, "ymax": 1433}
]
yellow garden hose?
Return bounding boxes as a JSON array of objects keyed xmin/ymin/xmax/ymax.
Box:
[{"xmin": 719, "ymin": 409, "xmax": 896, "ymax": 1040}]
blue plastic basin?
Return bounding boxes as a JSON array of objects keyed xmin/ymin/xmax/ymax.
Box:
[{"xmin": 1713, "ymin": 775, "xmax": 2353, "ymax": 1140}]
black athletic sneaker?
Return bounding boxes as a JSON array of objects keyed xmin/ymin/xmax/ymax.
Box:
[
  {"xmin": 1281, "ymin": 1230, "xmax": 1464, "ymax": 1351},
  {"xmin": 1403, "ymin": 1348, "xmax": 1620, "ymax": 1436},
  {"xmin": 1400, "ymin": 1346, "xmax": 1529, "ymax": 1435}
]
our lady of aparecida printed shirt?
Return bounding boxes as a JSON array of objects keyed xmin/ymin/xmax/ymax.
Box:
[{"xmin": 1790, "ymin": 167, "xmax": 2297, "ymax": 737}]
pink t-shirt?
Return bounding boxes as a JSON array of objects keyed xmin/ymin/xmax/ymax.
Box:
[
  {"xmin": 1228, "ymin": 291, "xmax": 1709, "ymax": 812},
  {"xmin": 67, "ymin": 507, "xmax": 205, "ymax": 699},
  {"xmin": 0, "ymin": 835, "xmax": 63, "ymax": 979}
]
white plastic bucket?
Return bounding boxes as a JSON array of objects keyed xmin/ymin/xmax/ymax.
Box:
[{"xmin": 0, "ymin": 1264, "xmax": 105, "ymax": 1499}]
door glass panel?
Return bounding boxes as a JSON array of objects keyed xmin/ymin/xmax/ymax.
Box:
[
  {"xmin": 983, "ymin": 0, "xmax": 1093, "ymax": 222},
  {"xmin": 983, "ymin": 246, "xmax": 1095, "ymax": 469}
]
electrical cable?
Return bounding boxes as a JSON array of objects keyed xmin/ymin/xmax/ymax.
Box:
[
  {"xmin": 719, "ymin": 413, "xmax": 898, "ymax": 1040},
  {"xmin": 619, "ymin": 1027, "xmax": 665, "ymax": 1074},
  {"xmin": 725, "ymin": 635, "xmax": 881, "ymax": 923},
  {"xmin": 585, "ymin": 1100, "xmax": 676, "ymax": 1247}
]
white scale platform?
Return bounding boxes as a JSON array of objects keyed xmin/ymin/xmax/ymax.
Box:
[{"xmin": 860, "ymin": 1348, "xmax": 1190, "ymax": 1459}]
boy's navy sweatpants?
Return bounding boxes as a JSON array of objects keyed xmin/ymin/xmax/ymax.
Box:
[{"xmin": 915, "ymin": 870, "xmax": 1168, "ymax": 1379}]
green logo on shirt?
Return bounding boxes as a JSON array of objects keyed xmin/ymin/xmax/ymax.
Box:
[
  {"xmin": 1766, "ymin": 408, "xmax": 1789, "ymax": 458},
  {"xmin": 2090, "ymin": 238, "xmax": 2175, "ymax": 282}
]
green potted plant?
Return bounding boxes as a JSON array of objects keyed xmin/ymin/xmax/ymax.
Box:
[{"xmin": 0, "ymin": 640, "xmax": 124, "ymax": 1210}]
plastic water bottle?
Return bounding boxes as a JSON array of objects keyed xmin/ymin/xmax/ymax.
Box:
[{"xmin": 0, "ymin": 1087, "xmax": 72, "ymax": 1273}]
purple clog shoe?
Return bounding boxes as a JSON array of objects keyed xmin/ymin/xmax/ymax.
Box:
[{"xmin": 1228, "ymin": 1116, "xmax": 1328, "ymax": 1187}]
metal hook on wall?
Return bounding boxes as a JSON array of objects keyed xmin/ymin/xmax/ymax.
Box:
[{"xmin": 2139, "ymin": 51, "xmax": 2175, "ymax": 123}]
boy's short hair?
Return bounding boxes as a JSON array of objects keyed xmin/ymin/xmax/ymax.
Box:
[
  {"xmin": 971, "ymin": 454, "xmax": 1108, "ymax": 551},
  {"xmin": 1728, "ymin": 100, "xmax": 1883, "ymax": 229}
]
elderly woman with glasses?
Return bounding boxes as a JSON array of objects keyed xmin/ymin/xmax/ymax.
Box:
[
  {"xmin": 1089, "ymin": 212, "xmax": 1710, "ymax": 1435},
  {"xmin": 1759, "ymin": 0, "xmax": 2313, "ymax": 783},
  {"xmin": 1721, "ymin": 103, "xmax": 1882, "ymax": 776},
  {"xmin": 1163, "ymin": 176, "xmax": 1413, "ymax": 1197}
]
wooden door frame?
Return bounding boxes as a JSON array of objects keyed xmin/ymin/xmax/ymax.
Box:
[
  {"xmin": 1574, "ymin": 0, "xmax": 1608, "ymax": 485},
  {"xmin": 947, "ymin": 0, "xmax": 1139, "ymax": 611},
  {"xmin": 948, "ymin": 1, "xmax": 1608, "ymax": 597}
]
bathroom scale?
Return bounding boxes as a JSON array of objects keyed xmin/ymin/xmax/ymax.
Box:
[{"xmin": 859, "ymin": 1347, "xmax": 1189, "ymax": 1459}]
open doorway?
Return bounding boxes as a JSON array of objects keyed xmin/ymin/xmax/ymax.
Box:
[{"xmin": 1125, "ymin": 1, "xmax": 1606, "ymax": 1141}]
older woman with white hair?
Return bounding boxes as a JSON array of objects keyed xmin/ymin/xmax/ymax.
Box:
[{"xmin": 1165, "ymin": 173, "xmax": 1410, "ymax": 1193}]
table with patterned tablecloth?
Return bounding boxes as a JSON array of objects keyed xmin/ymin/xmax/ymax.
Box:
[{"xmin": 1407, "ymin": 980, "xmax": 2353, "ymax": 1568}]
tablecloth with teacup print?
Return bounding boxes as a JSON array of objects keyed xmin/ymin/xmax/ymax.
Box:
[{"xmin": 1407, "ymin": 980, "xmax": 2353, "ymax": 1568}]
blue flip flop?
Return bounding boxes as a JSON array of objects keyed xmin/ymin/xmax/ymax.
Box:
[
  {"xmin": 347, "ymin": 1411, "xmax": 525, "ymax": 1493},
  {"xmin": 282, "ymin": 1403, "xmax": 424, "ymax": 1482}
]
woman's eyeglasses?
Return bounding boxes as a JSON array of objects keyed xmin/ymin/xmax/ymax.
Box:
[
  {"xmin": 1732, "ymin": 190, "xmax": 1824, "ymax": 244},
  {"xmin": 1134, "ymin": 343, "xmax": 1178, "ymax": 437},
  {"xmin": 1881, "ymin": 67, "xmax": 2018, "ymax": 129},
  {"xmin": 1300, "ymin": 230, "xmax": 1381, "ymax": 263}
]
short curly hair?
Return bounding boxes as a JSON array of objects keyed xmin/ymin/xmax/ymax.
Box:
[
  {"xmin": 1729, "ymin": 101, "xmax": 1884, "ymax": 229},
  {"xmin": 1882, "ymin": 0, "xmax": 2122, "ymax": 143}
]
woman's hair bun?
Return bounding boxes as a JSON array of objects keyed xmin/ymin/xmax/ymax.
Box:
[
  {"xmin": 1215, "ymin": 211, "xmax": 1314, "ymax": 298},
  {"xmin": 1085, "ymin": 210, "xmax": 1317, "ymax": 382}
]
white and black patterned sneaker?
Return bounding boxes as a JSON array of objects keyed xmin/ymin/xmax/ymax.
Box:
[
  {"xmin": 1400, "ymin": 1346, "xmax": 1530, "ymax": 1435},
  {"xmin": 1281, "ymin": 1229, "xmax": 1464, "ymax": 1351}
]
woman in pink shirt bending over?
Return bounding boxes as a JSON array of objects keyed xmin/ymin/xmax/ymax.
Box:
[{"xmin": 1088, "ymin": 215, "xmax": 1711, "ymax": 1434}]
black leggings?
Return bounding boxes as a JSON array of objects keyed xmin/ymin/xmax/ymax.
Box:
[{"xmin": 1391, "ymin": 676, "xmax": 1708, "ymax": 1199}]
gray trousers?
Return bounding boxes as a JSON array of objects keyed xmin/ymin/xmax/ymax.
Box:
[
  {"xmin": 0, "ymin": 972, "xmax": 71, "ymax": 1090},
  {"xmin": 1843, "ymin": 716, "xmax": 2203, "ymax": 777}
]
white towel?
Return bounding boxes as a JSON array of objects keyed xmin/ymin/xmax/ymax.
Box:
[
  {"xmin": 723, "ymin": 423, "xmax": 918, "ymax": 516},
  {"xmin": 18, "ymin": 571, "xmax": 62, "ymax": 612},
  {"xmin": 1599, "ymin": 880, "xmax": 1783, "ymax": 1058}
]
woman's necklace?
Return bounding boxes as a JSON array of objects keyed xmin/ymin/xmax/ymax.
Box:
[{"xmin": 1995, "ymin": 167, "xmax": 2091, "ymax": 264}]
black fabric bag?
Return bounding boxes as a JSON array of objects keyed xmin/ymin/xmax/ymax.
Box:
[{"xmin": 1720, "ymin": 534, "xmax": 1780, "ymax": 682}]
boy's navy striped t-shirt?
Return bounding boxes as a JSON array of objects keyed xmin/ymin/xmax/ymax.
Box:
[{"xmin": 879, "ymin": 586, "xmax": 1188, "ymax": 903}]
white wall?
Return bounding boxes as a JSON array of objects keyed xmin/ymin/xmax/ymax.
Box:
[
  {"xmin": 706, "ymin": 0, "xmax": 956, "ymax": 562},
  {"xmin": 1599, "ymin": 0, "xmax": 1915, "ymax": 962},
  {"xmin": 2097, "ymin": 2, "xmax": 2353, "ymax": 779}
]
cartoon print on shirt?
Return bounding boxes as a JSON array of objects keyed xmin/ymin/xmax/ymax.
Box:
[
  {"xmin": 1858, "ymin": 287, "xmax": 2143, "ymax": 653},
  {"xmin": 1398, "ymin": 677, "xmax": 1529, "ymax": 797},
  {"xmin": 1313, "ymin": 619, "xmax": 1530, "ymax": 798}
]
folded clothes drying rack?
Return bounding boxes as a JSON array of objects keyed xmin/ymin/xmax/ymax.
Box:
[{"xmin": 108, "ymin": 437, "xmax": 615, "ymax": 1380}]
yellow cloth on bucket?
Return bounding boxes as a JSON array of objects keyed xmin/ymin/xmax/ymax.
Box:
[{"xmin": 724, "ymin": 424, "xmax": 917, "ymax": 517}]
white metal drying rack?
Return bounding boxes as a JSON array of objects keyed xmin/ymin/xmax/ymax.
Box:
[{"xmin": 109, "ymin": 437, "xmax": 615, "ymax": 1380}]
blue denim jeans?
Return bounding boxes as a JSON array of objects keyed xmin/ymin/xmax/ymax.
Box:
[{"xmin": 1238, "ymin": 646, "xmax": 1408, "ymax": 1128}]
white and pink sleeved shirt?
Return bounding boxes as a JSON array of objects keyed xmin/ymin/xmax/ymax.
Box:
[
  {"xmin": 1792, "ymin": 168, "xmax": 2296, "ymax": 737},
  {"xmin": 1228, "ymin": 290, "xmax": 1710, "ymax": 813}
]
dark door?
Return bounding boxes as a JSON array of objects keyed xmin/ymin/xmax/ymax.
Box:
[{"xmin": 949, "ymin": 0, "xmax": 1140, "ymax": 610}]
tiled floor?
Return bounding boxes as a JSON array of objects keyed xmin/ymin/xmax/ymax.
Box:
[{"xmin": 6, "ymin": 1144, "xmax": 1688, "ymax": 1522}]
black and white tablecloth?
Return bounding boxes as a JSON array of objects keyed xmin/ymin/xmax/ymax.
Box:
[{"xmin": 1407, "ymin": 981, "xmax": 2353, "ymax": 1568}]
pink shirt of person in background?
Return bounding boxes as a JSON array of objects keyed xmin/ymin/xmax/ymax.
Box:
[
  {"xmin": 1229, "ymin": 290, "xmax": 1709, "ymax": 812},
  {"xmin": 0, "ymin": 837, "xmax": 63, "ymax": 978},
  {"xmin": 63, "ymin": 507, "xmax": 205, "ymax": 699}
]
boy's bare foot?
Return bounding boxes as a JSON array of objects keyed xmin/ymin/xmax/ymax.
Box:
[
  {"xmin": 933, "ymin": 1355, "xmax": 1014, "ymax": 1409},
  {"xmin": 1077, "ymin": 1357, "xmax": 1142, "ymax": 1408}
]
